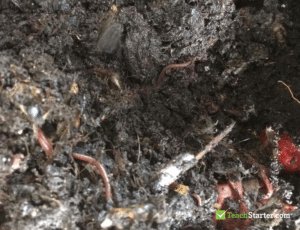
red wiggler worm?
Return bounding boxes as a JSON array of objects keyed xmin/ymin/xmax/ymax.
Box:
[
  {"xmin": 191, "ymin": 193, "xmax": 201, "ymax": 206},
  {"xmin": 33, "ymin": 125, "xmax": 53, "ymax": 156},
  {"xmin": 72, "ymin": 153, "xmax": 113, "ymax": 202},
  {"xmin": 157, "ymin": 57, "xmax": 199, "ymax": 85}
]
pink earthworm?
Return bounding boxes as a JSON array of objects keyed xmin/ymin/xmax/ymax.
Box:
[
  {"xmin": 33, "ymin": 125, "xmax": 53, "ymax": 156},
  {"xmin": 191, "ymin": 193, "xmax": 201, "ymax": 206},
  {"xmin": 157, "ymin": 58, "xmax": 198, "ymax": 85},
  {"xmin": 72, "ymin": 153, "xmax": 113, "ymax": 202}
]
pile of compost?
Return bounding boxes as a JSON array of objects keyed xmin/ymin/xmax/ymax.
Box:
[{"xmin": 1, "ymin": 0, "xmax": 300, "ymax": 229}]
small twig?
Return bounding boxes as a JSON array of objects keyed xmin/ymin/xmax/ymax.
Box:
[
  {"xmin": 231, "ymin": 138, "xmax": 250, "ymax": 146},
  {"xmin": 196, "ymin": 122, "xmax": 236, "ymax": 160},
  {"xmin": 151, "ymin": 121, "xmax": 236, "ymax": 193},
  {"xmin": 42, "ymin": 110, "xmax": 51, "ymax": 120},
  {"xmin": 19, "ymin": 104, "xmax": 30, "ymax": 119},
  {"xmin": 137, "ymin": 135, "xmax": 141, "ymax": 163},
  {"xmin": 22, "ymin": 137, "xmax": 30, "ymax": 156},
  {"xmin": 278, "ymin": 80, "xmax": 300, "ymax": 104},
  {"xmin": 72, "ymin": 153, "xmax": 113, "ymax": 203}
]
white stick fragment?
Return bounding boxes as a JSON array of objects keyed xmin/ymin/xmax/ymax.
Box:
[
  {"xmin": 101, "ymin": 218, "xmax": 113, "ymax": 228},
  {"xmin": 156, "ymin": 165, "xmax": 183, "ymax": 188},
  {"xmin": 151, "ymin": 121, "xmax": 236, "ymax": 193}
]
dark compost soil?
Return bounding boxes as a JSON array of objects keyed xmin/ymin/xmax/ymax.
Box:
[{"xmin": 0, "ymin": 0, "xmax": 300, "ymax": 229}]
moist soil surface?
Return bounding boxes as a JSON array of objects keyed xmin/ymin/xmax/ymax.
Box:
[{"xmin": 0, "ymin": 0, "xmax": 300, "ymax": 229}]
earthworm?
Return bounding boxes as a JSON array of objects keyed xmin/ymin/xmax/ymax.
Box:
[
  {"xmin": 191, "ymin": 193, "xmax": 201, "ymax": 206},
  {"xmin": 72, "ymin": 153, "xmax": 113, "ymax": 202},
  {"xmin": 33, "ymin": 125, "xmax": 53, "ymax": 156},
  {"xmin": 258, "ymin": 166, "xmax": 273, "ymax": 203},
  {"xmin": 157, "ymin": 58, "xmax": 197, "ymax": 85},
  {"xmin": 247, "ymin": 157, "xmax": 274, "ymax": 203}
]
